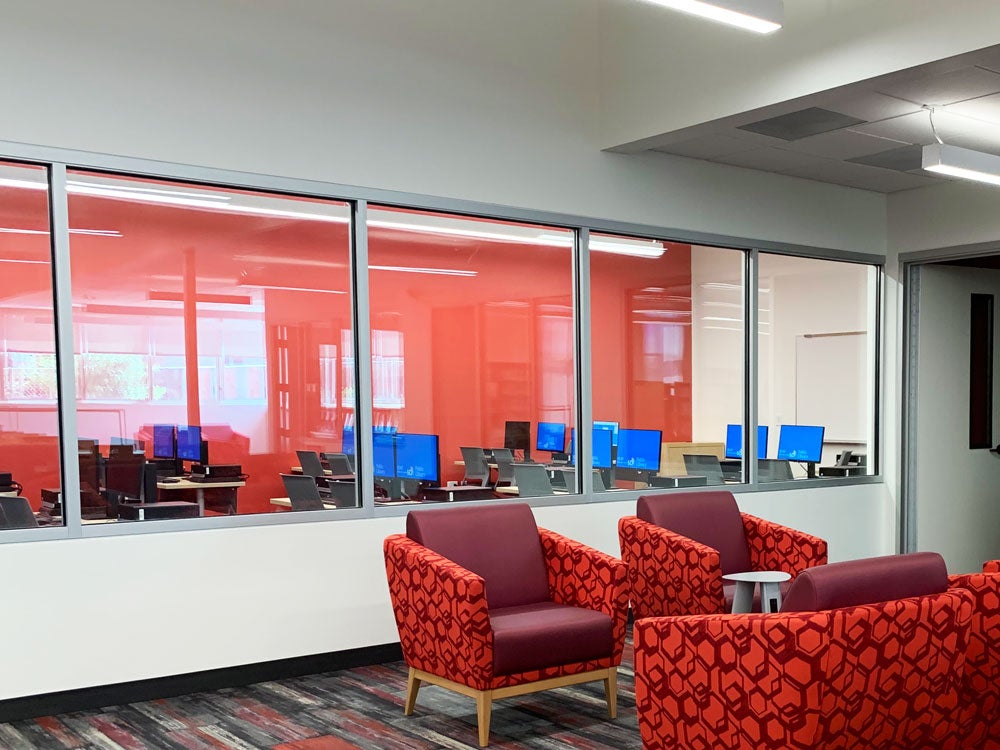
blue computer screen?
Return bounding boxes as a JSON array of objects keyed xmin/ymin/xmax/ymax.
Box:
[
  {"xmin": 536, "ymin": 422, "xmax": 566, "ymax": 452},
  {"xmin": 593, "ymin": 420, "xmax": 619, "ymax": 447},
  {"xmin": 176, "ymin": 425, "xmax": 202, "ymax": 461},
  {"xmin": 342, "ymin": 425, "xmax": 355, "ymax": 455},
  {"xmin": 152, "ymin": 424, "xmax": 175, "ymax": 459},
  {"xmin": 394, "ymin": 433, "xmax": 439, "ymax": 483},
  {"xmin": 592, "ymin": 426, "xmax": 613, "ymax": 469},
  {"xmin": 372, "ymin": 431, "xmax": 395, "ymax": 477},
  {"xmin": 724, "ymin": 424, "xmax": 769, "ymax": 459},
  {"xmin": 777, "ymin": 424, "xmax": 825, "ymax": 462},
  {"xmin": 616, "ymin": 428, "xmax": 662, "ymax": 471}
]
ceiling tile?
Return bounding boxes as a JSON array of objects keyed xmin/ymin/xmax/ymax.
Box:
[
  {"xmin": 737, "ymin": 107, "xmax": 866, "ymax": 141},
  {"xmin": 711, "ymin": 147, "xmax": 836, "ymax": 173},
  {"xmin": 875, "ymin": 65, "xmax": 1000, "ymax": 106},
  {"xmin": 848, "ymin": 145, "xmax": 925, "ymax": 172},
  {"xmin": 819, "ymin": 90, "xmax": 923, "ymax": 122},
  {"xmin": 839, "ymin": 170, "xmax": 943, "ymax": 193},
  {"xmin": 653, "ymin": 134, "xmax": 754, "ymax": 160},
  {"xmin": 780, "ymin": 129, "xmax": 909, "ymax": 160},
  {"xmin": 849, "ymin": 111, "xmax": 932, "ymax": 144},
  {"xmin": 780, "ymin": 158, "xmax": 900, "ymax": 185},
  {"xmin": 946, "ymin": 92, "xmax": 1000, "ymax": 125}
]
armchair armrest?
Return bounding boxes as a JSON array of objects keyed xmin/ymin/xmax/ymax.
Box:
[
  {"xmin": 949, "ymin": 573, "xmax": 1000, "ymax": 746},
  {"xmin": 383, "ymin": 534, "xmax": 493, "ymax": 690},
  {"xmin": 538, "ymin": 527, "xmax": 629, "ymax": 662},
  {"xmin": 742, "ymin": 513, "xmax": 827, "ymax": 576},
  {"xmin": 983, "ymin": 560, "xmax": 1000, "ymax": 573},
  {"xmin": 618, "ymin": 516, "xmax": 724, "ymax": 618},
  {"xmin": 634, "ymin": 611, "xmax": 830, "ymax": 750}
]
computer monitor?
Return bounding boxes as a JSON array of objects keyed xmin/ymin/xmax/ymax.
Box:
[
  {"xmin": 176, "ymin": 425, "xmax": 202, "ymax": 462},
  {"xmin": 724, "ymin": 424, "xmax": 769, "ymax": 460},
  {"xmin": 616, "ymin": 428, "xmax": 662, "ymax": 472},
  {"xmin": 152, "ymin": 424, "xmax": 176, "ymax": 460},
  {"xmin": 777, "ymin": 424, "xmax": 825, "ymax": 463},
  {"xmin": 535, "ymin": 422, "xmax": 566, "ymax": 453},
  {"xmin": 394, "ymin": 433, "xmax": 440, "ymax": 483},
  {"xmin": 342, "ymin": 424, "xmax": 355, "ymax": 455},
  {"xmin": 372, "ymin": 431, "xmax": 395, "ymax": 478},
  {"xmin": 105, "ymin": 453, "xmax": 144, "ymax": 499},
  {"xmin": 592, "ymin": 426, "xmax": 613, "ymax": 469},
  {"xmin": 593, "ymin": 420, "xmax": 619, "ymax": 447},
  {"xmin": 504, "ymin": 420, "xmax": 531, "ymax": 459}
]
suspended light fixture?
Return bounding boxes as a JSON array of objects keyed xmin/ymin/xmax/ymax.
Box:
[
  {"xmin": 921, "ymin": 107, "xmax": 1000, "ymax": 187},
  {"xmin": 641, "ymin": 0, "xmax": 783, "ymax": 34}
]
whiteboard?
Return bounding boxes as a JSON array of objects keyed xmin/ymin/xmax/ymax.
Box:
[{"xmin": 795, "ymin": 332, "xmax": 867, "ymax": 442}]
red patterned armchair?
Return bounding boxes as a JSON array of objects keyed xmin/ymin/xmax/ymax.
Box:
[
  {"xmin": 383, "ymin": 503, "xmax": 628, "ymax": 747},
  {"xmin": 634, "ymin": 552, "xmax": 981, "ymax": 749},
  {"xmin": 618, "ymin": 491, "xmax": 827, "ymax": 617}
]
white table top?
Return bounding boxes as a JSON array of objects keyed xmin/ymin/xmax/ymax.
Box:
[{"xmin": 722, "ymin": 571, "xmax": 791, "ymax": 583}]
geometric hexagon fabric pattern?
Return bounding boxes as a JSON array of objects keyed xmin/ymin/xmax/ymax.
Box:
[
  {"xmin": 949, "ymin": 572, "xmax": 1000, "ymax": 747},
  {"xmin": 618, "ymin": 514, "xmax": 827, "ymax": 619},
  {"xmin": 384, "ymin": 530, "xmax": 629, "ymax": 692},
  {"xmin": 741, "ymin": 513, "xmax": 828, "ymax": 576},
  {"xmin": 634, "ymin": 589, "xmax": 977, "ymax": 750}
]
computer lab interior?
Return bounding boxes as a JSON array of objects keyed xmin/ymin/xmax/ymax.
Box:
[{"xmin": 1, "ymin": 2, "xmax": 1000, "ymax": 747}]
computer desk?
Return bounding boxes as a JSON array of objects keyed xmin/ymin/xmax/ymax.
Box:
[
  {"xmin": 289, "ymin": 467, "xmax": 356, "ymax": 480},
  {"xmin": 494, "ymin": 486, "xmax": 569, "ymax": 497},
  {"xmin": 157, "ymin": 477, "xmax": 246, "ymax": 515},
  {"xmin": 270, "ymin": 497, "xmax": 339, "ymax": 511}
]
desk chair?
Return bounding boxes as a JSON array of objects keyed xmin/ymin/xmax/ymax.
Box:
[
  {"xmin": 322, "ymin": 452, "xmax": 354, "ymax": 475},
  {"xmin": 491, "ymin": 448, "xmax": 515, "ymax": 487},
  {"xmin": 326, "ymin": 480, "xmax": 357, "ymax": 508},
  {"xmin": 281, "ymin": 474, "xmax": 327, "ymax": 511},
  {"xmin": 593, "ymin": 469, "xmax": 607, "ymax": 491},
  {"xmin": 296, "ymin": 450, "xmax": 326, "ymax": 479},
  {"xmin": 0, "ymin": 496, "xmax": 38, "ymax": 529},
  {"xmin": 682, "ymin": 454, "xmax": 726, "ymax": 485},
  {"xmin": 759, "ymin": 458, "xmax": 794, "ymax": 482},
  {"xmin": 513, "ymin": 463, "xmax": 555, "ymax": 497},
  {"xmin": 460, "ymin": 447, "xmax": 491, "ymax": 486}
]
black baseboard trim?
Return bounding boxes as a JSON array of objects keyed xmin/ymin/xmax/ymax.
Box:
[{"xmin": 0, "ymin": 641, "xmax": 403, "ymax": 724}]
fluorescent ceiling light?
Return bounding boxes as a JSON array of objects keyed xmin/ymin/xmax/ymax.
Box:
[
  {"xmin": 922, "ymin": 143, "xmax": 1000, "ymax": 187},
  {"xmin": 238, "ymin": 282, "xmax": 347, "ymax": 295},
  {"xmin": 370, "ymin": 265, "xmax": 477, "ymax": 277},
  {"xmin": 641, "ymin": 0, "xmax": 783, "ymax": 33},
  {"xmin": 0, "ymin": 227, "xmax": 121, "ymax": 237}
]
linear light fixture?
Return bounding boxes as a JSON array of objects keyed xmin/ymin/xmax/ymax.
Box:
[
  {"xmin": 369, "ymin": 265, "xmax": 478, "ymax": 277},
  {"xmin": 922, "ymin": 143, "xmax": 1000, "ymax": 187},
  {"xmin": 641, "ymin": 0, "xmax": 783, "ymax": 33}
]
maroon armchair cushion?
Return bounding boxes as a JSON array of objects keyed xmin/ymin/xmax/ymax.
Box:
[
  {"xmin": 637, "ymin": 491, "xmax": 752, "ymax": 575},
  {"xmin": 781, "ymin": 552, "xmax": 949, "ymax": 612},
  {"xmin": 490, "ymin": 601, "xmax": 614, "ymax": 676},
  {"xmin": 406, "ymin": 503, "xmax": 551, "ymax": 609}
]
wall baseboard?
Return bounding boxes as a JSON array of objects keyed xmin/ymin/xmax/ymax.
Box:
[{"xmin": 0, "ymin": 641, "xmax": 403, "ymax": 724}]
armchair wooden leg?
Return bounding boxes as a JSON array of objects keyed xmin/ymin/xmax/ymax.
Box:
[
  {"xmin": 604, "ymin": 668, "xmax": 618, "ymax": 719},
  {"xmin": 404, "ymin": 667, "xmax": 421, "ymax": 715},
  {"xmin": 476, "ymin": 689, "xmax": 493, "ymax": 747}
]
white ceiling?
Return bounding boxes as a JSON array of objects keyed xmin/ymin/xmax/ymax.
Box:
[{"xmin": 648, "ymin": 45, "xmax": 1000, "ymax": 193}]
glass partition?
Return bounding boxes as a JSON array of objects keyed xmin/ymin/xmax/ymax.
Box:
[
  {"xmin": 0, "ymin": 162, "xmax": 63, "ymax": 529},
  {"xmin": 589, "ymin": 236, "xmax": 746, "ymax": 491},
  {"xmin": 67, "ymin": 172, "xmax": 355, "ymax": 520},
  {"xmin": 366, "ymin": 207, "xmax": 575, "ymax": 502},
  {"xmin": 757, "ymin": 253, "xmax": 877, "ymax": 483}
]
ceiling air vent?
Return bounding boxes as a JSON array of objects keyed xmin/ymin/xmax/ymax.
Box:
[{"xmin": 737, "ymin": 107, "xmax": 866, "ymax": 141}]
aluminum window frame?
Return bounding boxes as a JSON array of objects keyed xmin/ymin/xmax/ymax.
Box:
[{"xmin": 0, "ymin": 140, "xmax": 882, "ymax": 542}]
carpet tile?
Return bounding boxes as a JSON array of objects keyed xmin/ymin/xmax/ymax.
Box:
[{"xmin": 0, "ymin": 641, "xmax": 638, "ymax": 749}]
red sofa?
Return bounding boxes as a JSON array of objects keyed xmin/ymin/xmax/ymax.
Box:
[
  {"xmin": 619, "ymin": 491, "xmax": 827, "ymax": 616},
  {"xmin": 633, "ymin": 552, "xmax": 995, "ymax": 749},
  {"xmin": 383, "ymin": 503, "xmax": 628, "ymax": 747}
]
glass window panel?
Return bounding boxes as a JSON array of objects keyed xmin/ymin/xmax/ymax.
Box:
[
  {"xmin": 68, "ymin": 172, "xmax": 356, "ymax": 520},
  {"xmin": 757, "ymin": 254, "xmax": 877, "ymax": 483},
  {"xmin": 0, "ymin": 162, "xmax": 63, "ymax": 529},
  {"xmin": 590, "ymin": 236, "xmax": 745, "ymax": 490},
  {"xmin": 367, "ymin": 207, "xmax": 575, "ymax": 502}
]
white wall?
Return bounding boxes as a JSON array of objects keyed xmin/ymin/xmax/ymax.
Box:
[
  {"xmin": 914, "ymin": 266, "xmax": 1000, "ymax": 573},
  {"xmin": 0, "ymin": 0, "xmax": 896, "ymax": 700},
  {"xmin": 600, "ymin": 0, "xmax": 1000, "ymax": 150}
]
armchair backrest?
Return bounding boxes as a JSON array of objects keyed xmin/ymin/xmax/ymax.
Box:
[
  {"xmin": 637, "ymin": 491, "xmax": 751, "ymax": 575},
  {"xmin": 781, "ymin": 552, "xmax": 949, "ymax": 612},
  {"xmin": 406, "ymin": 503, "xmax": 550, "ymax": 609}
]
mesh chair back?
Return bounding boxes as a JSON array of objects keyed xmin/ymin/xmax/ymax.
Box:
[
  {"xmin": 296, "ymin": 450, "xmax": 326, "ymax": 479},
  {"xmin": 0, "ymin": 496, "xmax": 38, "ymax": 529},
  {"xmin": 322, "ymin": 452, "xmax": 355, "ymax": 475},
  {"xmin": 281, "ymin": 474, "xmax": 326, "ymax": 511},
  {"xmin": 683, "ymin": 454, "xmax": 726, "ymax": 485},
  {"xmin": 513, "ymin": 463, "xmax": 555, "ymax": 497},
  {"xmin": 460, "ymin": 446, "xmax": 490, "ymax": 485}
]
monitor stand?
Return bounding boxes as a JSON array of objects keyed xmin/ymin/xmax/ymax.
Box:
[{"xmin": 806, "ymin": 461, "xmax": 817, "ymax": 479}]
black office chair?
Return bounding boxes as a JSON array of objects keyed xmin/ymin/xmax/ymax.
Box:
[
  {"xmin": 322, "ymin": 452, "xmax": 355, "ymax": 475},
  {"xmin": 326, "ymin": 480, "xmax": 357, "ymax": 508},
  {"xmin": 0, "ymin": 496, "xmax": 38, "ymax": 529},
  {"xmin": 281, "ymin": 474, "xmax": 328, "ymax": 511},
  {"xmin": 759, "ymin": 458, "xmax": 794, "ymax": 482},
  {"xmin": 459, "ymin": 446, "xmax": 491, "ymax": 486},
  {"xmin": 296, "ymin": 450, "xmax": 326, "ymax": 478}
]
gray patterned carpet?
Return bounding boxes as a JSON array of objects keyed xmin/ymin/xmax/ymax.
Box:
[{"xmin": 0, "ymin": 641, "xmax": 639, "ymax": 749}]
